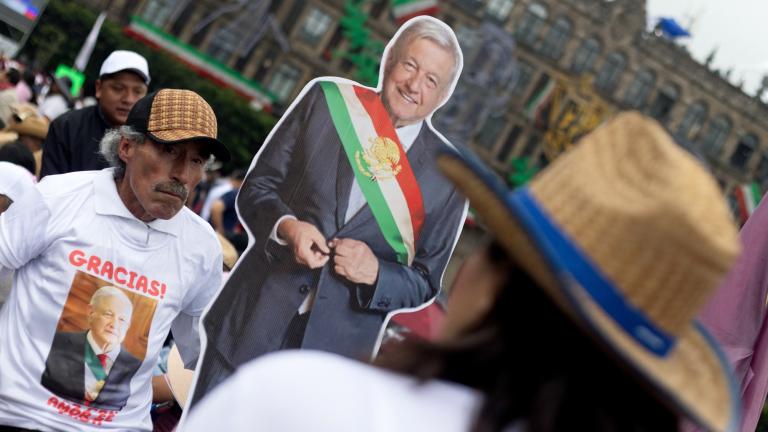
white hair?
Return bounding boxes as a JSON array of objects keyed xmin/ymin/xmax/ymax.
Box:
[
  {"xmin": 385, "ymin": 18, "xmax": 463, "ymax": 88},
  {"xmin": 99, "ymin": 126, "xmax": 145, "ymax": 179},
  {"xmin": 90, "ymin": 285, "xmax": 133, "ymax": 319}
]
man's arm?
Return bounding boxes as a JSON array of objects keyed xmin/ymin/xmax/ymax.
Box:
[
  {"xmin": 345, "ymin": 188, "xmax": 467, "ymax": 312},
  {"xmin": 40, "ymin": 117, "xmax": 70, "ymax": 178},
  {"xmin": 237, "ymin": 83, "xmax": 326, "ymax": 259},
  {"xmin": 0, "ymin": 194, "xmax": 11, "ymax": 214},
  {"xmin": 0, "ymin": 186, "xmax": 50, "ymax": 270},
  {"xmin": 173, "ymin": 240, "xmax": 224, "ymax": 369},
  {"xmin": 209, "ymin": 199, "xmax": 226, "ymax": 234}
]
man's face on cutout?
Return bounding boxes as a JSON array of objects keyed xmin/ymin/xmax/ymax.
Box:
[{"xmin": 382, "ymin": 37, "xmax": 455, "ymax": 128}]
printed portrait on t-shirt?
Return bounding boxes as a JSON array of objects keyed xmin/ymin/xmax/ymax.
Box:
[{"xmin": 41, "ymin": 269, "xmax": 158, "ymax": 411}]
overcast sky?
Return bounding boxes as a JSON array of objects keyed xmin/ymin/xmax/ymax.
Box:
[{"xmin": 646, "ymin": 0, "xmax": 768, "ymax": 96}]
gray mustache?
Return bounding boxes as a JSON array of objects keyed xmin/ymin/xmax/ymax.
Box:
[{"xmin": 155, "ymin": 181, "xmax": 188, "ymax": 201}]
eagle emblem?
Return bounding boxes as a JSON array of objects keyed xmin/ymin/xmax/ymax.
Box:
[{"xmin": 355, "ymin": 136, "xmax": 402, "ymax": 181}]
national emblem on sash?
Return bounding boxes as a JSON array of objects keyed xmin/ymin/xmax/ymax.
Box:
[{"xmin": 355, "ymin": 136, "xmax": 403, "ymax": 181}]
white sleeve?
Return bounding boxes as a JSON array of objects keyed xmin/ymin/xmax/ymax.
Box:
[
  {"xmin": 171, "ymin": 313, "xmax": 201, "ymax": 369},
  {"xmin": 269, "ymin": 214, "xmax": 297, "ymax": 246},
  {"xmin": 173, "ymin": 239, "xmax": 223, "ymax": 368},
  {"xmin": 0, "ymin": 187, "xmax": 50, "ymax": 270}
]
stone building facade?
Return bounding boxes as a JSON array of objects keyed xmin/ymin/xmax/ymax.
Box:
[{"xmin": 85, "ymin": 0, "xmax": 768, "ymax": 208}]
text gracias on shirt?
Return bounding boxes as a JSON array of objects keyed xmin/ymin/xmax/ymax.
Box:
[{"xmin": 68, "ymin": 249, "xmax": 167, "ymax": 299}]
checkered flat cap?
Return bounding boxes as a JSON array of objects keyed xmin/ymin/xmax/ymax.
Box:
[{"xmin": 126, "ymin": 89, "xmax": 230, "ymax": 162}]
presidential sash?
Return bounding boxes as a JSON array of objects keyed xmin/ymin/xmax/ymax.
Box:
[
  {"xmin": 84, "ymin": 343, "xmax": 106, "ymax": 401},
  {"xmin": 320, "ymin": 81, "xmax": 425, "ymax": 266}
]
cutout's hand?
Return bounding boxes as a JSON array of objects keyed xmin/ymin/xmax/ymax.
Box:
[
  {"xmin": 329, "ymin": 238, "xmax": 379, "ymax": 285},
  {"xmin": 278, "ymin": 219, "xmax": 330, "ymax": 269}
]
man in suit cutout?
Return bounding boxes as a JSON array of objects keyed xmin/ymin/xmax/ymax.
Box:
[
  {"xmin": 42, "ymin": 286, "xmax": 141, "ymax": 411},
  {"xmin": 191, "ymin": 16, "xmax": 466, "ymax": 406}
]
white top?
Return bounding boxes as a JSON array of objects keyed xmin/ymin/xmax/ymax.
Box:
[
  {"xmin": 200, "ymin": 179, "xmax": 233, "ymax": 221},
  {"xmin": 0, "ymin": 169, "xmax": 223, "ymax": 431},
  {"xmin": 39, "ymin": 94, "xmax": 69, "ymax": 121},
  {"xmin": 0, "ymin": 161, "xmax": 36, "ymax": 202},
  {"xmin": 184, "ymin": 350, "xmax": 482, "ymax": 432}
]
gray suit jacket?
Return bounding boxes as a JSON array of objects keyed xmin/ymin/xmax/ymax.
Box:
[
  {"xmin": 202, "ymin": 81, "xmax": 465, "ymax": 367},
  {"xmin": 41, "ymin": 331, "xmax": 141, "ymax": 411}
]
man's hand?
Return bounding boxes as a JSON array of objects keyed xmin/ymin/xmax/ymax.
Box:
[
  {"xmin": 278, "ymin": 219, "xmax": 330, "ymax": 268},
  {"xmin": 329, "ymin": 238, "xmax": 379, "ymax": 285}
]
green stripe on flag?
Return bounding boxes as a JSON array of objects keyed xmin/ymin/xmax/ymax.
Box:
[
  {"xmin": 750, "ymin": 182, "xmax": 762, "ymax": 209},
  {"xmin": 321, "ymin": 82, "xmax": 410, "ymax": 264}
]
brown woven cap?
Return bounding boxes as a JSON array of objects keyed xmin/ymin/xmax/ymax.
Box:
[
  {"xmin": 126, "ymin": 89, "xmax": 230, "ymax": 162},
  {"xmin": 437, "ymin": 111, "xmax": 741, "ymax": 432}
]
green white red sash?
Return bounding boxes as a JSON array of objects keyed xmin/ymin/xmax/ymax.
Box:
[
  {"xmin": 84, "ymin": 342, "xmax": 106, "ymax": 401},
  {"xmin": 320, "ymin": 81, "xmax": 425, "ymax": 265}
]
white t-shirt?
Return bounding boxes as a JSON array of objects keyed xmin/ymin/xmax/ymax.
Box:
[
  {"xmin": 0, "ymin": 169, "xmax": 223, "ymax": 431},
  {"xmin": 39, "ymin": 94, "xmax": 70, "ymax": 121},
  {"xmin": 0, "ymin": 161, "xmax": 36, "ymax": 202},
  {"xmin": 199, "ymin": 179, "xmax": 232, "ymax": 221},
  {"xmin": 184, "ymin": 351, "xmax": 483, "ymax": 432}
]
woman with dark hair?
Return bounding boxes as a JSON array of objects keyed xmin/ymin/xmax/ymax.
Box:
[
  {"xmin": 183, "ymin": 112, "xmax": 741, "ymax": 432},
  {"xmin": 0, "ymin": 140, "xmax": 36, "ymax": 175}
]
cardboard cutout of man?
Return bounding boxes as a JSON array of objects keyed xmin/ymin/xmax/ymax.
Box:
[
  {"xmin": 41, "ymin": 286, "xmax": 141, "ymax": 411},
  {"xmin": 190, "ymin": 16, "xmax": 467, "ymax": 406}
]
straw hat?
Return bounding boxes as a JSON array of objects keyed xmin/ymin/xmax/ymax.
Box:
[
  {"xmin": 6, "ymin": 104, "xmax": 49, "ymax": 139},
  {"xmin": 437, "ymin": 111, "xmax": 741, "ymax": 431}
]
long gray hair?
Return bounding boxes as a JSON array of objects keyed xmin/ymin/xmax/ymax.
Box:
[{"xmin": 100, "ymin": 126, "xmax": 145, "ymax": 179}]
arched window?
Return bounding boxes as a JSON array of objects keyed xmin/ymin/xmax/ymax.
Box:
[
  {"xmin": 486, "ymin": 0, "xmax": 515, "ymax": 21},
  {"xmin": 299, "ymin": 7, "xmax": 333, "ymax": 46},
  {"xmin": 267, "ymin": 63, "xmax": 302, "ymax": 102},
  {"xmin": 515, "ymin": 3, "xmax": 547, "ymax": 47},
  {"xmin": 570, "ymin": 37, "xmax": 600, "ymax": 74},
  {"xmin": 594, "ymin": 52, "xmax": 625, "ymax": 93},
  {"xmin": 623, "ymin": 69, "xmax": 655, "ymax": 109},
  {"xmin": 541, "ymin": 18, "xmax": 572, "ymax": 60},
  {"xmin": 731, "ymin": 133, "xmax": 759, "ymax": 170},
  {"xmin": 700, "ymin": 115, "xmax": 732, "ymax": 157},
  {"xmin": 141, "ymin": 0, "xmax": 178, "ymax": 28},
  {"xmin": 648, "ymin": 82, "xmax": 680, "ymax": 123},
  {"xmin": 676, "ymin": 102, "xmax": 707, "ymax": 140}
]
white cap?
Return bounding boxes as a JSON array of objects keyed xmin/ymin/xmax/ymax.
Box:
[{"xmin": 99, "ymin": 50, "xmax": 150, "ymax": 84}]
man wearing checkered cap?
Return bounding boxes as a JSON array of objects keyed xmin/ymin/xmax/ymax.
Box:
[{"xmin": 0, "ymin": 89, "xmax": 228, "ymax": 431}]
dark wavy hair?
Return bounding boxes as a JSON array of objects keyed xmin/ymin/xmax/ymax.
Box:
[{"xmin": 376, "ymin": 241, "xmax": 677, "ymax": 432}]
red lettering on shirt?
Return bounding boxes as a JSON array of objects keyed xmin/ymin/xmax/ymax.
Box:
[
  {"xmin": 46, "ymin": 393, "xmax": 117, "ymax": 425},
  {"xmin": 86, "ymin": 255, "xmax": 101, "ymax": 274},
  {"xmin": 100, "ymin": 261, "xmax": 114, "ymax": 280},
  {"xmin": 115, "ymin": 267, "xmax": 128, "ymax": 284},
  {"xmin": 127, "ymin": 271, "xmax": 138, "ymax": 289},
  {"xmin": 66, "ymin": 249, "xmax": 169, "ymax": 300},
  {"xmin": 68, "ymin": 250, "xmax": 86, "ymax": 267},
  {"xmin": 136, "ymin": 276, "xmax": 148, "ymax": 294}
]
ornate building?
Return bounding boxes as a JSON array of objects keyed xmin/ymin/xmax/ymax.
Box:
[{"xmin": 86, "ymin": 0, "xmax": 768, "ymax": 213}]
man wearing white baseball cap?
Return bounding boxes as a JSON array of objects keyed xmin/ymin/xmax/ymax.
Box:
[{"xmin": 40, "ymin": 50, "xmax": 151, "ymax": 178}]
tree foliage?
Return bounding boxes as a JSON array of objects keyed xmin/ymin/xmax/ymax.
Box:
[
  {"xmin": 335, "ymin": 0, "xmax": 384, "ymax": 87},
  {"xmin": 19, "ymin": 0, "xmax": 276, "ymax": 169}
]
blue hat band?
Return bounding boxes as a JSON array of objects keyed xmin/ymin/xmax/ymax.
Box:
[{"xmin": 510, "ymin": 188, "xmax": 675, "ymax": 357}]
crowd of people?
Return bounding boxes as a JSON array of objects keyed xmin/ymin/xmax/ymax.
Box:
[{"xmin": 0, "ymin": 15, "xmax": 766, "ymax": 432}]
